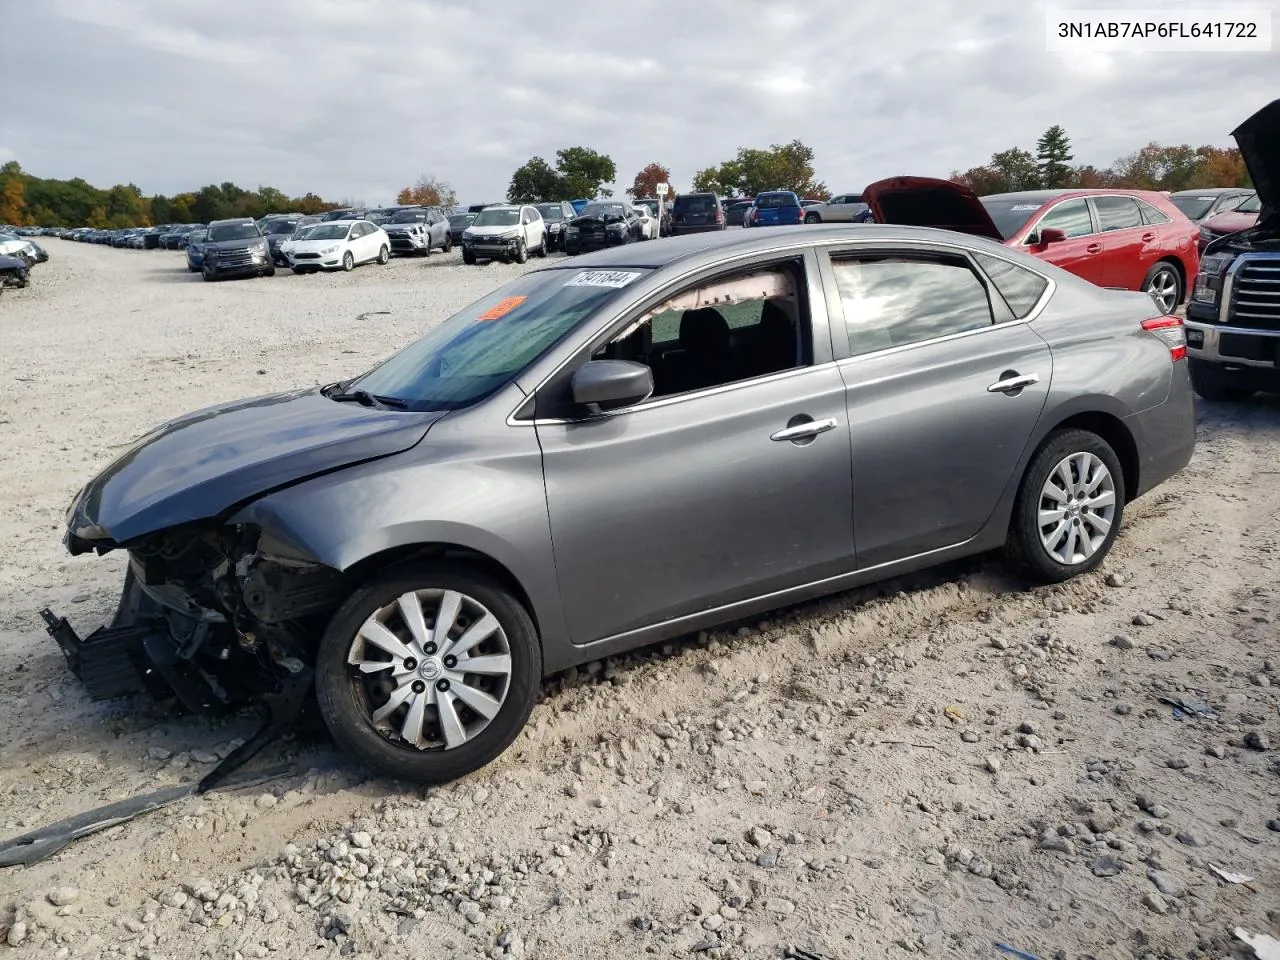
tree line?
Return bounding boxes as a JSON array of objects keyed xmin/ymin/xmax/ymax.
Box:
[
  {"xmin": 2, "ymin": 126, "xmax": 1253, "ymax": 230},
  {"xmin": 950, "ymin": 125, "xmax": 1252, "ymax": 195},
  {"xmin": 0, "ymin": 161, "xmax": 341, "ymax": 228}
]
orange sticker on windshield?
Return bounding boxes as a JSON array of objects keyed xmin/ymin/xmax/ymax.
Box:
[{"xmin": 476, "ymin": 296, "xmax": 527, "ymax": 321}]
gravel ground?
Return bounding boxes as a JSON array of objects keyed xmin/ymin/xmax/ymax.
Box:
[{"xmin": 0, "ymin": 239, "xmax": 1278, "ymax": 960}]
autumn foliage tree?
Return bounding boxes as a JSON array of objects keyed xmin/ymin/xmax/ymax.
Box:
[
  {"xmin": 0, "ymin": 163, "xmax": 25, "ymax": 224},
  {"xmin": 950, "ymin": 127, "xmax": 1252, "ymax": 196},
  {"xmin": 395, "ymin": 173, "xmax": 458, "ymax": 209},
  {"xmin": 628, "ymin": 163, "xmax": 674, "ymax": 200}
]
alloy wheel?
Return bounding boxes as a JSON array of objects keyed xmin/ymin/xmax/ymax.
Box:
[
  {"xmin": 1146, "ymin": 268, "xmax": 1179, "ymax": 314},
  {"xmin": 1037, "ymin": 452, "xmax": 1116, "ymax": 565},
  {"xmin": 346, "ymin": 589, "xmax": 513, "ymax": 751}
]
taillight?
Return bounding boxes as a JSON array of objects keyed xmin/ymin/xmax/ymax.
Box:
[{"xmin": 1142, "ymin": 315, "xmax": 1186, "ymax": 361}]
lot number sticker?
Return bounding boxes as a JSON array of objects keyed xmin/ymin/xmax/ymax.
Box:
[
  {"xmin": 476, "ymin": 296, "xmax": 527, "ymax": 321},
  {"xmin": 565, "ymin": 270, "xmax": 643, "ymax": 288}
]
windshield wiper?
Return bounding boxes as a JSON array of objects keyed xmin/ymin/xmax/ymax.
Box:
[{"xmin": 329, "ymin": 389, "xmax": 408, "ymax": 409}]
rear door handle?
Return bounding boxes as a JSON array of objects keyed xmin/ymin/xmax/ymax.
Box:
[
  {"xmin": 771, "ymin": 417, "xmax": 839, "ymax": 442},
  {"xmin": 987, "ymin": 373, "xmax": 1040, "ymax": 394},
  {"xmin": 1086, "ymin": 243, "xmax": 1102, "ymax": 253}
]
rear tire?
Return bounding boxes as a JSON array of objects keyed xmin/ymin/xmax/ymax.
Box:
[
  {"xmin": 377, "ymin": 245, "xmax": 390, "ymax": 265},
  {"xmin": 535, "ymin": 234, "xmax": 548, "ymax": 257},
  {"xmin": 442, "ymin": 235, "xmax": 453, "ymax": 253},
  {"xmin": 1142, "ymin": 262, "xmax": 1181, "ymax": 315},
  {"xmin": 805, "ymin": 212, "xmax": 821, "ymax": 224},
  {"xmin": 1005, "ymin": 429, "xmax": 1125, "ymax": 583},
  {"xmin": 314, "ymin": 563, "xmax": 541, "ymax": 783},
  {"xmin": 1189, "ymin": 359, "xmax": 1255, "ymax": 402}
]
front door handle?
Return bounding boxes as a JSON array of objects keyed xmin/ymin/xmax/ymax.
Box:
[
  {"xmin": 1086, "ymin": 243, "xmax": 1102, "ymax": 253},
  {"xmin": 771, "ymin": 417, "xmax": 839, "ymax": 442},
  {"xmin": 987, "ymin": 373, "xmax": 1040, "ymax": 394},
  {"xmin": 1141, "ymin": 232, "xmax": 1156, "ymax": 242}
]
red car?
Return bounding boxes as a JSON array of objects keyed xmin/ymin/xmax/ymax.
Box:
[
  {"xmin": 1197, "ymin": 192, "xmax": 1260, "ymax": 252},
  {"xmin": 861, "ymin": 179, "xmax": 1199, "ymax": 315}
]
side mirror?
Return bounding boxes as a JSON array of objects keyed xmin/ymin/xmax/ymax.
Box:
[
  {"xmin": 1035, "ymin": 227, "xmax": 1067, "ymax": 246},
  {"xmin": 570, "ymin": 360, "xmax": 654, "ymax": 411}
]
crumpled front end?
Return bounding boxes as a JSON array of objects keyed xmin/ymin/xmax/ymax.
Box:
[{"xmin": 48, "ymin": 521, "xmax": 346, "ymax": 714}]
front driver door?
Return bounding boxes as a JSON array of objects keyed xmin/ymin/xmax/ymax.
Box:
[
  {"xmin": 1021, "ymin": 197, "xmax": 1103, "ymax": 285},
  {"xmin": 534, "ymin": 252, "xmax": 855, "ymax": 645},
  {"xmin": 820, "ymin": 245, "xmax": 1052, "ymax": 568}
]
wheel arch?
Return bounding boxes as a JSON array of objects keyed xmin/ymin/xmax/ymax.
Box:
[
  {"xmin": 342, "ymin": 541, "xmax": 542, "ymax": 640},
  {"xmin": 1038, "ymin": 410, "xmax": 1140, "ymax": 503},
  {"xmin": 1155, "ymin": 256, "xmax": 1188, "ymax": 304}
]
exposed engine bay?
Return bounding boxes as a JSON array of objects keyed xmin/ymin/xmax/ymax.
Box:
[{"xmin": 46, "ymin": 522, "xmax": 345, "ymax": 718}]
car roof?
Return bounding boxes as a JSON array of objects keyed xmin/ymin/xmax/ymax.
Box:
[
  {"xmin": 209, "ymin": 218, "xmax": 256, "ymax": 225},
  {"xmin": 526, "ymin": 223, "xmax": 1015, "ymax": 270},
  {"xmin": 983, "ymin": 188, "xmax": 1172, "ymax": 203},
  {"xmin": 1169, "ymin": 187, "xmax": 1251, "ymax": 196}
]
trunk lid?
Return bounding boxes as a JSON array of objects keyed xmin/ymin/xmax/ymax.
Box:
[{"xmin": 862, "ymin": 176, "xmax": 1005, "ymax": 240}]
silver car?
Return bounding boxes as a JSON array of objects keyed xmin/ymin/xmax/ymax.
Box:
[{"xmin": 54, "ymin": 225, "xmax": 1195, "ymax": 783}]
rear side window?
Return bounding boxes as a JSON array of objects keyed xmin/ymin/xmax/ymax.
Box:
[
  {"xmin": 830, "ymin": 254, "xmax": 995, "ymax": 357},
  {"xmin": 1136, "ymin": 199, "xmax": 1172, "ymax": 225},
  {"xmin": 675, "ymin": 195, "xmax": 716, "ymax": 213},
  {"xmin": 1093, "ymin": 196, "xmax": 1143, "ymax": 231},
  {"xmin": 974, "ymin": 253, "xmax": 1049, "ymax": 319}
]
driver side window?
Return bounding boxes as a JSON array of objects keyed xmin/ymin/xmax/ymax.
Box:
[
  {"xmin": 1030, "ymin": 199, "xmax": 1093, "ymax": 240},
  {"xmin": 592, "ymin": 261, "xmax": 810, "ymax": 399}
]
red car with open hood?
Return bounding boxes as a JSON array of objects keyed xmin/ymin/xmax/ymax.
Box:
[{"xmin": 861, "ymin": 178, "xmax": 1199, "ymax": 315}]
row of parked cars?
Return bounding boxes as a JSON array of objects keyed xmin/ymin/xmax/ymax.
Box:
[{"xmin": 0, "ymin": 226, "xmax": 49, "ymax": 294}]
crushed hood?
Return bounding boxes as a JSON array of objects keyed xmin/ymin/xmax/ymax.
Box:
[
  {"xmin": 862, "ymin": 176, "xmax": 1004, "ymax": 241},
  {"xmin": 1232, "ymin": 98, "xmax": 1279, "ymax": 227},
  {"xmin": 66, "ymin": 388, "xmax": 442, "ymax": 548}
]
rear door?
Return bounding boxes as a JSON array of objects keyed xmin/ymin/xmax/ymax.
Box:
[
  {"xmin": 818, "ymin": 244, "xmax": 1053, "ymax": 567},
  {"xmin": 1021, "ymin": 197, "xmax": 1103, "ymax": 284},
  {"xmin": 535, "ymin": 251, "xmax": 854, "ymax": 644},
  {"xmin": 1090, "ymin": 195, "xmax": 1149, "ymax": 291}
]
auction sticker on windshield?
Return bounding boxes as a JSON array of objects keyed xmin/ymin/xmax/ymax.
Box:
[
  {"xmin": 476, "ymin": 296, "xmax": 527, "ymax": 321},
  {"xmin": 565, "ymin": 270, "xmax": 643, "ymax": 288}
]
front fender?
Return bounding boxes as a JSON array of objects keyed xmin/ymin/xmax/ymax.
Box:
[{"xmin": 227, "ymin": 395, "xmax": 570, "ymax": 656}]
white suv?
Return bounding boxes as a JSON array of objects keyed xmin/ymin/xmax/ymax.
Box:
[
  {"xmin": 802, "ymin": 193, "xmax": 869, "ymax": 223},
  {"xmin": 461, "ymin": 205, "xmax": 547, "ymax": 264}
]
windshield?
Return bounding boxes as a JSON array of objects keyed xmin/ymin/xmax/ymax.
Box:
[
  {"xmin": 187, "ymin": 229, "xmax": 207, "ymax": 243},
  {"xmin": 346, "ymin": 268, "xmax": 649, "ymax": 410},
  {"xmin": 536, "ymin": 204, "xmax": 564, "ymax": 221},
  {"xmin": 634, "ymin": 201, "xmax": 658, "ymax": 214},
  {"xmin": 265, "ymin": 220, "xmax": 299, "ymax": 234},
  {"xmin": 390, "ymin": 209, "xmax": 430, "ymax": 223},
  {"xmin": 581, "ymin": 203, "xmax": 625, "ymax": 220},
  {"xmin": 296, "ymin": 223, "xmax": 351, "ymax": 241},
  {"xmin": 979, "ymin": 198, "xmax": 1045, "ymax": 240},
  {"xmin": 322, "ymin": 210, "xmax": 356, "ymax": 221},
  {"xmin": 1233, "ymin": 194, "xmax": 1261, "ymax": 214},
  {"xmin": 756, "ymin": 194, "xmax": 798, "ymax": 209},
  {"xmin": 472, "ymin": 209, "xmax": 520, "ymax": 227},
  {"xmin": 208, "ymin": 223, "xmax": 262, "ymax": 242},
  {"xmin": 1170, "ymin": 195, "xmax": 1219, "ymax": 220},
  {"xmin": 449, "ymin": 214, "xmax": 476, "ymax": 227}
]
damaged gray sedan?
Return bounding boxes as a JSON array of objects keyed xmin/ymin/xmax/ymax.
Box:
[{"xmin": 50, "ymin": 225, "xmax": 1195, "ymax": 783}]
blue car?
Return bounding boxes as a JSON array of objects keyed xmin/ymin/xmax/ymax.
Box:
[
  {"xmin": 184, "ymin": 227, "xmax": 210, "ymax": 272},
  {"xmin": 750, "ymin": 191, "xmax": 804, "ymax": 227}
]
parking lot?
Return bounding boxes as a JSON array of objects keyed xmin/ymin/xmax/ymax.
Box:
[{"xmin": 1, "ymin": 239, "xmax": 1279, "ymax": 959}]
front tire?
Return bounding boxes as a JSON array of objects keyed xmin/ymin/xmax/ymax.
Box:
[
  {"xmin": 1005, "ymin": 429, "xmax": 1124, "ymax": 583},
  {"xmin": 342, "ymin": 251, "xmax": 355, "ymax": 272},
  {"xmin": 263, "ymin": 266, "xmax": 276, "ymax": 277},
  {"xmin": 1189, "ymin": 359, "xmax": 1255, "ymax": 402},
  {"xmin": 202, "ymin": 263, "xmax": 216, "ymax": 281},
  {"xmin": 512, "ymin": 239, "xmax": 527, "ymax": 264},
  {"xmin": 314, "ymin": 563, "xmax": 541, "ymax": 783},
  {"xmin": 463, "ymin": 248, "xmax": 476, "ymax": 265},
  {"xmin": 1143, "ymin": 262, "xmax": 1181, "ymax": 315}
]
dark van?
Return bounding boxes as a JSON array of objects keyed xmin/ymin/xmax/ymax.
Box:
[{"xmin": 671, "ymin": 192, "xmax": 725, "ymax": 235}]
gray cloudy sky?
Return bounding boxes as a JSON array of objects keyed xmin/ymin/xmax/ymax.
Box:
[{"xmin": 0, "ymin": 0, "xmax": 1273, "ymax": 204}]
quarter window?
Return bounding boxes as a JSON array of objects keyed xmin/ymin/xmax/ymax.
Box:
[
  {"xmin": 593, "ymin": 262, "xmax": 809, "ymax": 398},
  {"xmin": 830, "ymin": 255, "xmax": 995, "ymax": 357},
  {"xmin": 1092, "ymin": 196, "xmax": 1143, "ymax": 231},
  {"xmin": 974, "ymin": 253, "xmax": 1049, "ymax": 319},
  {"xmin": 1032, "ymin": 199, "xmax": 1093, "ymax": 240},
  {"xmin": 1136, "ymin": 199, "xmax": 1171, "ymax": 225}
]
